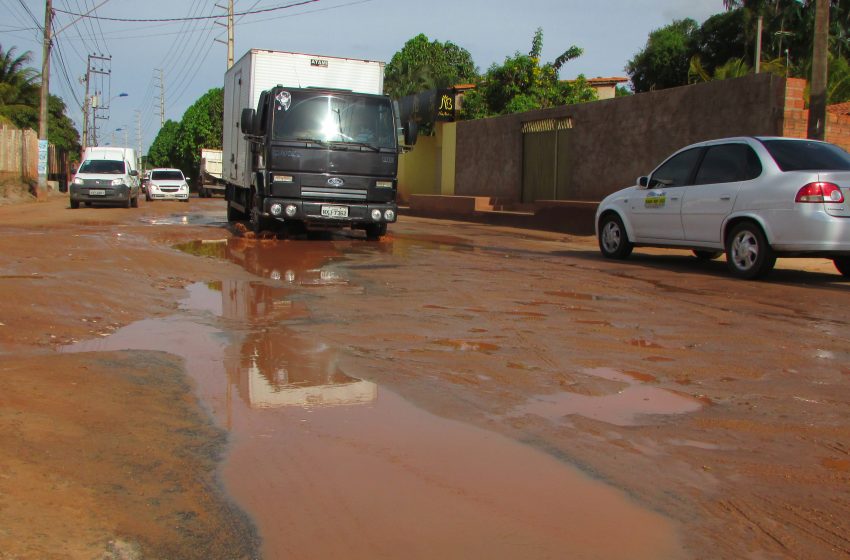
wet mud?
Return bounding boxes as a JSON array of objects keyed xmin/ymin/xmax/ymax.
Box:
[{"xmin": 2, "ymin": 195, "xmax": 850, "ymax": 559}]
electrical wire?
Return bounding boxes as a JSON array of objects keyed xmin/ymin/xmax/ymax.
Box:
[{"xmin": 54, "ymin": 0, "xmax": 319, "ymax": 22}]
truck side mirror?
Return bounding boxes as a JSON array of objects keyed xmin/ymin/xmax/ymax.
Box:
[
  {"xmin": 403, "ymin": 120, "xmax": 419, "ymax": 147},
  {"xmin": 241, "ymin": 108, "xmax": 256, "ymax": 135},
  {"xmin": 637, "ymin": 176, "xmax": 648, "ymax": 188}
]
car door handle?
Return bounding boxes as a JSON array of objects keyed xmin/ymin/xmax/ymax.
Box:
[
  {"xmin": 720, "ymin": 195, "xmax": 731, "ymax": 200},
  {"xmin": 669, "ymin": 196, "xmax": 680, "ymax": 201}
]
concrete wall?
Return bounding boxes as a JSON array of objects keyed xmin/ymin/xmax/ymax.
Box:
[{"xmin": 454, "ymin": 73, "xmax": 787, "ymax": 203}]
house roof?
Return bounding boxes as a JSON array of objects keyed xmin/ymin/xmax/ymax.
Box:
[{"xmin": 585, "ymin": 77, "xmax": 630, "ymax": 87}]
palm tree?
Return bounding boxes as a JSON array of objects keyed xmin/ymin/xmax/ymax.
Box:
[{"xmin": 0, "ymin": 44, "xmax": 39, "ymax": 126}]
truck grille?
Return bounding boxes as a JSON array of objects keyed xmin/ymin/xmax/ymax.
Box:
[{"xmin": 301, "ymin": 186, "xmax": 367, "ymax": 202}]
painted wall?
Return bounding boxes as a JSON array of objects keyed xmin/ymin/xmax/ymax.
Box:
[
  {"xmin": 397, "ymin": 122, "xmax": 457, "ymax": 203},
  {"xmin": 454, "ymin": 73, "xmax": 787, "ymax": 203}
]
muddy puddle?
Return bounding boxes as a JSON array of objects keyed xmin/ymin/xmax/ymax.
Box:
[
  {"xmin": 63, "ymin": 237, "xmax": 688, "ymax": 559},
  {"xmin": 514, "ymin": 367, "xmax": 704, "ymax": 426}
]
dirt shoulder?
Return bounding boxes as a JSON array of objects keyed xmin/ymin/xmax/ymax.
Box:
[{"xmin": 0, "ymin": 194, "xmax": 258, "ymax": 559}]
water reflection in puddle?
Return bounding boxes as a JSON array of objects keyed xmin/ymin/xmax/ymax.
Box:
[
  {"xmin": 175, "ymin": 238, "xmax": 350, "ymax": 286},
  {"xmin": 61, "ymin": 239, "xmax": 687, "ymax": 559},
  {"xmin": 516, "ymin": 367, "xmax": 702, "ymax": 426},
  {"xmin": 140, "ymin": 213, "xmax": 225, "ymax": 227}
]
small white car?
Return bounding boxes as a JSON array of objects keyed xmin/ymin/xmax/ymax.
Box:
[
  {"xmin": 146, "ymin": 168, "xmax": 190, "ymax": 202},
  {"xmin": 595, "ymin": 137, "xmax": 850, "ymax": 279}
]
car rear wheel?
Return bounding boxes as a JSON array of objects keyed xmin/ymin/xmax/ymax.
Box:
[
  {"xmin": 598, "ymin": 213, "xmax": 633, "ymax": 259},
  {"xmin": 833, "ymin": 257, "xmax": 850, "ymax": 277},
  {"xmin": 725, "ymin": 222, "xmax": 775, "ymax": 279},
  {"xmin": 693, "ymin": 250, "xmax": 722, "ymax": 260}
]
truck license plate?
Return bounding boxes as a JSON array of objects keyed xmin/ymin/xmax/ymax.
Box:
[
  {"xmin": 89, "ymin": 189, "xmax": 106, "ymax": 195},
  {"xmin": 321, "ymin": 205, "xmax": 348, "ymax": 218}
]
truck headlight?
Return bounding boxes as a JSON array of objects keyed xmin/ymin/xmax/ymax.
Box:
[
  {"xmin": 384, "ymin": 209, "xmax": 396, "ymax": 221},
  {"xmin": 111, "ymin": 178, "xmax": 124, "ymax": 186},
  {"xmin": 371, "ymin": 209, "xmax": 382, "ymax": 221}
]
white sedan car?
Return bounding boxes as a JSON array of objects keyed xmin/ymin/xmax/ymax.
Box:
[
  {"xmin": 596, "ymin": 137, "xmax": 850, "ymax": 279},
  {"xmin": 146, "ymin": 168, "xmax": 190, "ymax": 202}
]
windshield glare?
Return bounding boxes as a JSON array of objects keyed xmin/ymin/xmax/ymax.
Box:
[
  {"xmin": 151, "ymin": 171, "xmax": 185, "ymax": 181},
  {"xmin": 79, "ymin": 159, "xmax": 126, "ymax": 174},
  {"xmin": 272, "ymin": 92, "xmax": 395, "ymax": 149},
  {"xmin": 762, "ymin": 139, "xmax": 850, "ymax": 171}
]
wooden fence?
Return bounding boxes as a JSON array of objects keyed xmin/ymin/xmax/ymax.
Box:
[{"xmin": 0, "ymin": 125, "xmax": 38, "ymax": 183}]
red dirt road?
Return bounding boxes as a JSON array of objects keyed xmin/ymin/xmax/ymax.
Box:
[{"xmin": 1, "ymin": 193, "xmax": 849, "ymax": 559}]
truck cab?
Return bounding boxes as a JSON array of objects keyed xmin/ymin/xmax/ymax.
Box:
[{"xmin": 231, "ymin": 86, "xmax": 404, "ymax": 238}]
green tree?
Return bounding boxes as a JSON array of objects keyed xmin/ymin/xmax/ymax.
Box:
[
  {"xmin": 147, "ymin": 120, "xmax": 180, "ymax": 168},
  {"xmin": 0, "ymin": 44, "xmax": 39, "ymax": 126},
  {"xmin": 461, "ymin": 28, "xmax": 595, "ymax": 118},
  {"xmin": 146, "ymin": 87, "xmax": 223, "ymax": 177},
  {"xmin": 175, "ymin": 87, "xmax": 223, "ymax": 178},
  {"xmin": 384, "ymin": 34, "xmax": 477, "ymax": 98},
  {"xmin": 0, "ymin": 44, "xmax": 79, "ymax": 153},
  {"xmin": 626, "ymin": 19, "xmax": 699, "ymax": 92}
]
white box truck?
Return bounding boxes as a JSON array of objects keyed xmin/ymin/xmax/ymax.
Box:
[
  {"xmin": 223, "ymin": 49, "xmax": 416, "ymax": 239},
  {"xmin": 198, "ymin": 148, "xmax": 224, "ymax": 197}
]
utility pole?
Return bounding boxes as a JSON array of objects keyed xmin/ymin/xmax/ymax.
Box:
[
  {"xmin": 214, "ymin": 0, "xmax": 235, "ymax": 69},
  {"xmin": 81, "ymin": 66, "xmax": 90, "ymax": 152},
  {"xmin": 155, "ymin": 68, "xmax": 165, "ymax": 126},
  {"xmin": 37, "ymin": 0, "xmax": 53, "ymax": 200},
  {"xmin": 754, "ymin": 15, "xmax": 763, "ymax": 74},
  {"xmin": 808, "ymin": 0, "xmax": 829, "ymax": 140},
  {"xmin": 135, "ymin": 109, "xmax": 142, "ymax": 170},
  {"xmin": 81, "ymin": 54, "xmax": 110, "ymax": 151}
]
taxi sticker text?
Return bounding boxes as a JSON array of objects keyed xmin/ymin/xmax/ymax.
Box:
[{"xmin": 644, "ymin": 195, "xmax": 667, "ymax": 208}]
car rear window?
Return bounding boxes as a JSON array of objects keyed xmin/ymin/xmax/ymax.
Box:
[
  {"xmin": 151, "ymin": 171, "xmax": 184, "ymax": 181},
  {"xmin": 762, "ymin": 139, "xmax": 850, "ymax": 171}
]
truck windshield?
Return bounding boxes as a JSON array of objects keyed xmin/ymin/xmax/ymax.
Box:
[
  {"xmin": 272, "ymin": 92, "xmax": 395, "ymax": 150},
  {"xmin": 78, "ymin": 159, "xmax": 126, "ymax": 174}
]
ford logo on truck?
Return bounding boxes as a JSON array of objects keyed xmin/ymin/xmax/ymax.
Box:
[{"xmin": 328, "ymin": 177, "xmax": 344, "ymax": 187}]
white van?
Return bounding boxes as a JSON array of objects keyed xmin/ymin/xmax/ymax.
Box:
[{"xmin": 70, "ymin": 147, "xmax": 140, "ymax": 209}]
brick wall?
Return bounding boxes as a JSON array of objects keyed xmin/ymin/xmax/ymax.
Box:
[{"xmin": 783, "ymin": 77, "xmax": 850, "ymax": 151}]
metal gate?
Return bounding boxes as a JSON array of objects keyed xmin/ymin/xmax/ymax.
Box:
[{"xmin": 521, "ymin": 117, "xmax": 573, "ymax": 203}]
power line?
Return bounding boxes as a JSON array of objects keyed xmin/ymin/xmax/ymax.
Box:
[
  {"xmin": 13, "ymin": 0, "xmax": 43, "ymax": 30},
  {"xmin": 53, "ymin": 0, "xmax": 319, "ymax": 22}
]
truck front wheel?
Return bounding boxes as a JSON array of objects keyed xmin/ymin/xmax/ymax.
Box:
[{"xmin": 365, "ymin": 223, "xmax": 387, "ymax": 240}]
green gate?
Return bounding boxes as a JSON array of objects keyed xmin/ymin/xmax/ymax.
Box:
[{"xmin": 521, "ymin": 117, "xmax": 573, "ymax": 203}]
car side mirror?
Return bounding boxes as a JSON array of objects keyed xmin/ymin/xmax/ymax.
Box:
[
  {"xmin": 130, "ymin": 169, "xmax": 139, "ymax": 177},
  {"xmin": 241, "ymin": 108, "xmax": 256, "ymax": 135},
  {"xmin": 637, "ymin": 176, "xmax": 648, "ymax": 188}
]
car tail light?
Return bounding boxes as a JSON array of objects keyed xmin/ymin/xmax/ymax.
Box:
[{"xmin": 795, "ymin": 182, "xmax": 844, "ymax": 203}]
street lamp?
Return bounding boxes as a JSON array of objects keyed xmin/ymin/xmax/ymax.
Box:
[
  {"xmin": 90, "ymin": 93, "xmax": 129, "ymax": 146},
  {"xmin": 110, "ymin": 126, "xmax": 129, "ymax": 147}
]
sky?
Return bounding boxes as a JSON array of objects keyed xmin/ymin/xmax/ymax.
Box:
[{"xmin": 1, "ymin": 0, "xmax": 725, "ymax": 152}]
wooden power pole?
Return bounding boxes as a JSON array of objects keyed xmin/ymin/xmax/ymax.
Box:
[
  {"xmin": 37, "ymin": 0, "xmax": 53, "ymax": 200},
  {"xmin": 808, "ymin": 0, "xmax": 829, "ymax": 140}
]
